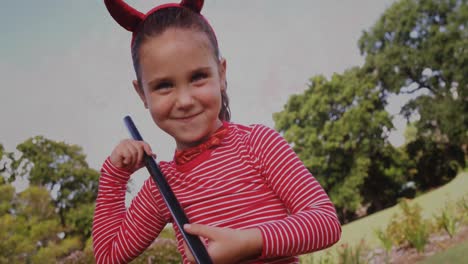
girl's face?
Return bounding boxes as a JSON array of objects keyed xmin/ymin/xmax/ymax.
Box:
[{"xmin": 133, "ymin": 28, "xmax": 226, "ymax": 150}]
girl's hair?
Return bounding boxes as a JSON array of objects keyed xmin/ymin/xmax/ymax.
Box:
[{"xmin": 131, "ymin": 7, "xmax": 231, "ymax": 122}]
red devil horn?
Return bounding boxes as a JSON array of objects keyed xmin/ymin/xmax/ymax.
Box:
[
  {"xmin": 180, "ymin": 0, "xmax": 204, "ymax": 13},
  {"xmin": 104, "ymin": 0, "xmax": 144, "ymax": 32}
]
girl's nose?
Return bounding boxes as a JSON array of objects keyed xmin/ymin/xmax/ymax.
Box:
[{"xmin": 175, "ymin": 87, "xmax": 195, "ymax": 110}]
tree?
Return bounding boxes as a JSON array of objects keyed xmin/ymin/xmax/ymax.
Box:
[
  {"xmin": 13, "ymin": 136, "xmax": 99, "ymax": 233},
  {"xmin": 406, "ymin": 137, "xmax": 465, "ymax": 190},
  {"xmin": 274, "ymin": 68, "xmax": 409, "ymax": 222},
  {"xmin": 359, "ymin": 0, "xmax": 467, "ymax": 150},
  {"xmin": 0, "ymin": 137, "xmax": 99, "ymax": 262},
  {"xmin": 0, "ymin": 185, "xmax": 81, "ymax": 263}
]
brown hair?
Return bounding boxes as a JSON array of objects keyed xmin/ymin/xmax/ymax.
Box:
[{"xmin": 131, "ymin": 7, "xmax": 231, "ymax": 121}]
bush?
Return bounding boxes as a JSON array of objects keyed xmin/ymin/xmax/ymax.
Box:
[
  {"xmin": 456, "ymin": 196, "xmax": 468, "ymax": 224},
  {"xmin": 385, "ymin": 216, "xmax": 406, "ymax": 246},
  {"xmin": 374, "ymin": 228, "xmax": 392, "ymax": 263},
  {"xmin": 58, "ymin": 237, "xmax": 94, "ymax": 264},
  {"xmin": 33, "ymin": 237, "xmax": 82, "ymax": 263},
  {"xmin": 406, "ymin": 139, "xmax": 465, "ymax": 191},
  {"xmin": 434, "ymin": 202, "xmax": 459, "ymax": 238},
  {"xmin": 300, "ymin": 250, "xmax": 334, "ymax": 264},
  {"xmin": 384, "ymin": 199, "xmax": 431, "ymax": 252},
  {"xmin": 58, "ymin": 249, "xmax": 95, "ymax": 264},
  {"xmin": 336, "ymin": 240, "xmax": 369, "ymax": 264},
  {"xmin": 406, "ymin": 220, "xmax": 430, "ymax": 253},
  {"xmin": 58, "ymin": 233, "xmax": 181, "ymax": 264},
  {"xmin": 131, "ymin": 238, "xmax": 181, "ymax": 264}
]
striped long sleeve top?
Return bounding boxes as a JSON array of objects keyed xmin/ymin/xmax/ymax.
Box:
[{"xmin": 92, "ymin": 123, "xmax": 341, "ymax": 263}]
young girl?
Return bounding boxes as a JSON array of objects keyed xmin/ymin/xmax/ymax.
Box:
[{"xmin": 93, "ymin": 1, "xmax": 341, "ymax": 263}]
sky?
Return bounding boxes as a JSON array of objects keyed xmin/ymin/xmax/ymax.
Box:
[{"xmin": 1, "ymin": 0, "xmax": 400, "ymax": 196}]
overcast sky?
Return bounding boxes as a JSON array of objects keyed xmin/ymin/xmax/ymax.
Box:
[{"xmin": 1, "ymin": 0, "xmax": 399, "ymax": 196}]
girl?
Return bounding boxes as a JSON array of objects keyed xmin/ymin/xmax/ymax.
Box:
[{"xmin": 92, "ymin": 1, "xmax": 342, "ymax": 263}]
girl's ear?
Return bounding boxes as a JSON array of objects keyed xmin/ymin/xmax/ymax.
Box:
[
  {"xmin": 132, "ymin": 80, "xmax": 148, "ymax": 109},
  {"xmin": 219, "ymin": 58, "xmax": 227, "ymax": 92}
]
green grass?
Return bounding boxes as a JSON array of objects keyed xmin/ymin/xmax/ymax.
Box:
[
  {"xmin": 417, "ymin": 239, "xmax": 468, "ymax": 264},
  {"xmin": 341, "ymin": 172, "xmax": 467, "ymax": 248},
  {"xmin": 304, "ymin": 172, "xmax": 468, "ymax": 261}
]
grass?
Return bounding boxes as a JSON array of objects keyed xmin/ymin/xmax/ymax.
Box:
[
  {"xmin": 304, "ymin": 171, "xmax": 468, "ymax": 260},
  {"xmin": 417, "ymin": 239, "xmax": 468, "ymax": 264}
]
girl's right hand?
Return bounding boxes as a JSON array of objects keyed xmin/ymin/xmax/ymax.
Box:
[{"xmin": 109, "ymin": 139, "xmax": 156, "ymax": 172}]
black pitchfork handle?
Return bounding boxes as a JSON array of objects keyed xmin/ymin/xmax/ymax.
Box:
[{"xmin": 124, "ymin": 115, "xmax": 213, "ymax": 264}]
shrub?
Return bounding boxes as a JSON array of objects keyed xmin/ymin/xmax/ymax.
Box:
[
  {"xmin": 406, "ymin": 140, "xmax": 465, "ymax": 191},
  {"xmin": 132, "ymin": 238, "xmax": 181, "ymax": 264},
  {"xmin": 374, "ymin": 228, "xmax": 392, "ymax": 263},
  {"xmin": 405, "ymin": 221, "xmax": 430, "ymax": 253},
  {"xmin": 456, "ymin": 196, "xmax": 468, "ymax": 224},
  {"xmin": 336, "ymin": 240, "xmax": 369, "ymax": 264},
  {"xmin": 32, "ymin": 236, "xmax": 82, "ymax": 263},
  {"xmin": 434, "ymin": 203, "xmax": 458, "ymax": 238},
  {"xmin": 400, "ymin": 200, "xmax": 431, "ymax": 252},
  {"xmin": 59, "ymin": 232, "xmax": 181, "ymax": 264},
  {"xmin": 58, "ymin": 237, "xmax": 94, "ymax": 264},
  {"xmin": 385, "ymin": 215, "xmax": 406, "ymax": 246},
  {"xmin": 300, "ymin": 250, "xmax": 334, "ymax": 264},
  {"xmin": 384, "ymin": 199, "xmax": 430, "ymax": 252}
]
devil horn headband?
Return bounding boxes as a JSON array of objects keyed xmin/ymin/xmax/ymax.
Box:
[
  {"xmin": 104, "ymin": 0, "xmax": 204, "ymax": 33},
  {"xmin": 180, "ymin": 0, "xmax": 204, "ymax": 13}
]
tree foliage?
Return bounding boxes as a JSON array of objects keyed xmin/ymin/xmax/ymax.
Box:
[
  {"xmin": 274, "ymin": 68, "xmax": 409, "ymax": 222},
  {"xmin": 13, "ymin": 136, "xmax": 99, "ymax": 227},
  {"xmin": 0, "ymin": 137, "xmax": 100, "ymax": 262},
  {"xmin": 0, "ymin": 185, "xmax": 80, "ymax": 263},
  {"xmin": 275, "ymin": 0, "xmax": 466, "ymax": 222},
  {"xmin": 359, "ymin": 0, "xmax": 467, "ymax": 148},
  {"xmin": 406, "ymin": 138, "xmax": 465, "ymax": 190},
  {"xmin": 359, "ymin": 0, "xmax": 467, "ymax": 190}
]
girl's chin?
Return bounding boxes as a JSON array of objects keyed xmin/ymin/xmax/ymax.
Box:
[{"xmin": 175, "ymin": 134, "xmax": 207, "ymax": 149}]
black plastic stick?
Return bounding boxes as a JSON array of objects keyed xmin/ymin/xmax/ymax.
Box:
[{"xmin": 124, "ymin": 116, "xmax": 213, "ymax": 264}]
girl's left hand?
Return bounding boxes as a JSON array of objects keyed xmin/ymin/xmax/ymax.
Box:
[{"xmin": 183, "ymin": 223, "xmax": 263, "ymax": 264}]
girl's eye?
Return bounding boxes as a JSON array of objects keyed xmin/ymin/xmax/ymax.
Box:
[
  {"xmin": 192, "ymin": 72, "xmax": 208, "ymax": 83},
  {"xmin": 155, "ymin": 81, "xmax": 172, "ymax": 90}
]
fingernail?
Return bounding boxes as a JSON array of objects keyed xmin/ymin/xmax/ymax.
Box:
[{"xmin": 184, "ymin": 224, "xmax": 191, "ymax": 229}]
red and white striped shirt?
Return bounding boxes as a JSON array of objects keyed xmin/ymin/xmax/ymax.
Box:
[{"xmin": 92, "ymin": 123, "xmax": 341, "ymax": 263}]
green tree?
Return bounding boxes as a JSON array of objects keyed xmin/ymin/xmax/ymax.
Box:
[
  {"xmin": 359, "ymin": 0, "xmax": 467, "ymax": 150},
  {"xmin": 359, "ymin": 0, "xmax": 467, "ymax": 189},
  {"xmin": 0, "ymin": 184, "xmax": 14, "ymax": 215},
  {"xmin": 65, "ymin": 203, "xmax": 95, "ymax": 239},
  {"xmin": 0, "ymin": 185, "xmax": 81, "ymax": 263},
  {"xmin": 13, "ymin": 136, "xmax": 99, "ymax": 229},
  {"xmin": 274, "ymin": 68, "xmax": 409, "ymax": 222},
  {"xmin": 15, "ymin": 186, "xmax": 63, "ymax": 248},
  {"xmin": 406, "ymin": 138, "xmax": 465, "ymax": 189},
  {"xmin": 0, "ymin": 140, "xmax": 97, "ymax": 262}
]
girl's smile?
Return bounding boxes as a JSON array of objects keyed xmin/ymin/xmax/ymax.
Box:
[
  {"xmin": 172, "ymin": 111, "xmax": 203, "ymax": 124},
  {"xmin": 133, "ymin": 28, "xmax": 226, "ymax": 150}
]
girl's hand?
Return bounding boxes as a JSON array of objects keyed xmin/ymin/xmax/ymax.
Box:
[
  {"xmin": 109, "ymin": 139, "xmax": 156, "ymax": 172},
  {"xmin": 183, "ymin": 224, "xmax": 263, "ymax": 264}
]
